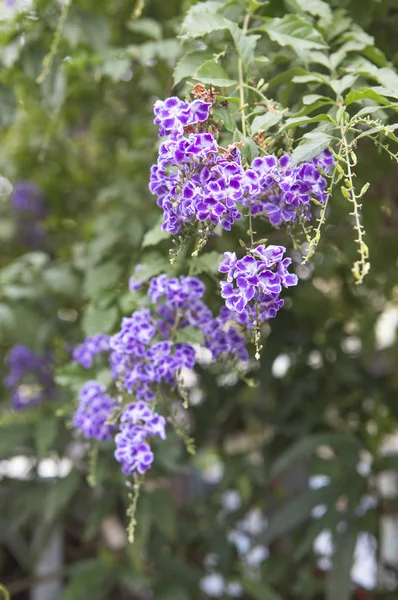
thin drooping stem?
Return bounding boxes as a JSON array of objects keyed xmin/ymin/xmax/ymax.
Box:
[
  {"xmin": 302, "ymin": 164, "xmax": 338, "ymax": 263},
  {"xmin": 37, "ymin": 0, "xmax": 72, "ymax": 84},
  {"xmin": 238, "ymin": 59, "xmax": 246, "ymax": 137},
  {"xmin": 237, "ymin": 11, "xmax": 251, "ymax": 138},
  {"xmin": 339, "ymin": 124, "xmax": 369, "ymax": 283}
]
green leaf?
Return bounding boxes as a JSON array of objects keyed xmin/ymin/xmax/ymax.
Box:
[
  {"xmin": 55, "ymin": 362, "xmax": 88, "ymax": 390},
  {"xmin": 180, "ymin": 2, "xmax": 228, "ymax": 39},
  {"xmin": 82, "ymin": 305, "xmax": 119, "ymax": 336},
  {"xmin": 302, "ymin": 94, "xmax": 328, "ymax": 105},
  {"xmin": 60, "ymin": 560, "xmax": 113, "ymax": 600},
  {"xmin": 174, "ymin": 326, "xmax": 205, "ymax": 345},
  {"xmin": 194, "ymin": 60, "xmax": 237, "ymax": 87},
  {"xmin": 329, "ymin": 74, "xmax": 358, "ymax": 96},
  {"xmin": 354, "ymin": 123, "xmax": 398, "ymax": 143},
  {"xmin": 0, "ymin": 85, "xmax": 17, "ymax": 126},
  {"xmin": 291, "ymin": 132, "xmax": 333, "ymax": 165},
  {"xmin": 373, "ymin": 453, "xmax": 398, "ymax": 472},
  {"xmin": 150, "ymin": 490, "xmax": 177, "ymax": 540},
  {"xmin": 84, "ymin": 496, "xmax": 115, "ymax": 541},
  {"xmin": 229, "ymin": 22, "xmax": 259, "ymax": 71},
  {"xmin": 129, "ymin": 40, "xmax": 180, "ymax": 67},
  {"xmin": 262, "ymin": 483, "xmax": 345, "ymax": 545},
  {"xmin": 179, "ymin": 0, "xmax": 259, "ymax": 72},
  {"xmin": 35, "ymin": 416, "xmax": 58, "ymax": 457},
  {"xmin": 294, "ymin": 510, "xmax": 340, "ymax": 560},
  {"xmin": 250, "ymin": 112, "xmax": 282, "ymax": 135},
  {"xmin": 345, "ymin": 87, "xmax": 397, "ymax": 107},
  {"xmin": 173, "ymin": 50, "xmax": 214, "ymax": 86},
  {"xmin": 217, "ymin": 95, "xmax": 240, "ymax": 106},
  {"xmin": 233, "ymin": 130, "xmax": 259, "ymax": 162},
  {"xmin": 99, "ymin": 55, "xmax": 131, "ymax": 83},
  {"xmin": 295, "ymin": 99, "xmax": 335, "ymax": 117},
  {"xmin": 0, "ymin": 303, "xmax": 16, "ymax": 338},
  {"xmin": 0, "ymin": 423, "xmax": 31, "ymax": 459},
  {"xmin": 142, "ymin": 217, "xmax": 169, "ymax": 248},
  {"xmin": 271, "ymin": 433, "xmax": 363, "ymax": 478},
  {"xmin": 131, "ymin": 254, "xmax": 171, "ymax": 285},
  {"xmin": 241, "ymin": 579, "xmax": 280, "ymax": 600},
  {"xmin": 373, "ymin": 67, "xmax": 398, "ymax": 94},
  {"xmin": 127, "ymin": 18, "xmax": 162, "ymax": 40},
  {"xmin": 280, "ymin": 114, "xmax": 334, "ymax": 131},
  {"xmin": 363, "ymin": 45, "xmax": 388, "ymax": 68},
  {"xmin": 258, "ymin": 14, "xmax": 328, "ymax": 57},
  {"xmin": 292, "ymin": 73, "xmax": 328, "ymax": 84},
  {"xmin": 0, "ymin": 176, "xmax": 13, "ymax": 196},
  {"xmin": 45, "ymin": 470, "xmax": 81, "ymax": 523},
  {"xmin": 309, "ymin": 50, "xmax": 332, "ymax": 69},
  {"xmin": 354, "ymin": 105, "xmax": 395, "ymax": 118},
  {"xmin": 84, "ymin": 262, "xmax": 122, "ymax": 298},
  {"xmin": 43, "ymin": 266, "xmax": 79, "ymax": 298},
  {"xmin": 372, "ymin": 86, "xmax": 398, "ymax": 100},
  {"xmin": 326, "ymin": 531, "xmax": 357, "ymax": 600},
  {"xmin": 212, "ymin": 105, "xmax": 236, "ymax": 133},
  {"xmin": 268, "ymin": 67, "xmax": 308, "ymax": 88},
  {"xmin": 156, "ymin": 587, "xmax": 190, "ymax": 600},
  {"xmin": 290, "ymin": 0, "xmax": 332, "ymax": 22},
  {"xmin": 191, "ymin": 251, "xmax": 220, "ymax": 275}
]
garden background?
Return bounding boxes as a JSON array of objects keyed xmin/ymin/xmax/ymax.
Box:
[{"xmin": 1, "ymin": 0, "xmax": 398, "ymax": 598}]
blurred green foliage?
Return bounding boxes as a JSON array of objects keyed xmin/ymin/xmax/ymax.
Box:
[{"xmin": 1, "ymin": 0, "xmax": 398, "ymax": 599}]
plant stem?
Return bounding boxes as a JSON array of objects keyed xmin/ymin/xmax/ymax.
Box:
[
  {"xmin": 302, "ymin": 164, "xmax": 338, "ymax": 263},
  {"xmin": 37, "ymin": 0, "xmax": 72, "ymax": 84},
  {"xmin": 339, "ymin": 124, "xmax": 369, "ymax": 283},
  {"xmin": 242, "ymin": 83, "xmax": 271, "ymax": 104},
  {"xmin": 237, "ymin": 10, "xmax": 251, "ymax": 137},
  {"xmin": 0, "ymin": 586, "xmax": 9, "ymax": 600},
  {"xmin": 127, "ymin": 476, "xmax": 143, "ymax": 543}
]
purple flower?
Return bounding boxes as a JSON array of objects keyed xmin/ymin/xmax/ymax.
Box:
[
  {"xmin": 12, "ymin": 182, "xmax": 45, "ymax": 218},
  {"xmin": 11, "ymin": 181, "xmax": 47, "ymax": 249},
  {"xmin": 73, "ymin": 334, "xmax": 110, "ymax": 368},
  {"xmin": 149, "ymin": 98, "xmax": 244, "ymax": 237},
  {"xmin": 73, "ymin": 381, "xmax": 117, "ymax": 441},
  {"xmin": 115, "ymin": 404, "xmax": 167, "ymax": 476},
  {"xmin": 71, "ymin": 273, "xmax": 250, "ymax": 479},
  {"xmin": 187, "ymin": 99, "xmax": 212, "ymax": 124},
  {"xmin": 206, "ymin": 307, "xmax": 248, "ymax": 362},
  {"xmin": 219, "ymin": 252, "xmax": 237, "ymax": 282},
  {"xmin": 115, "ymin": 438, "xmax": 154, "ymax": 476},
  {"xmin": 4, "ymin": 344, "xmax": 55, "ymax": 410},
  {"xmin": 219, "ymin": 245, "xmax": 298, "ymax": 324},
  {"xmin": 120, "ymin": 401, "xmax": 153, "ymax": 425},
  {"xmin": 243, "ymin": 150, "xmax": 333, "ymax": 226},
  {"xmin": 129, "ymin": 264, "xmax": 144, "ymax": 292},
  {"xmin": 153, "ymin": 97, "xmax": 211, "ymax": 138},
  {"xmin": 175, "ymin": 343, "xmax": 196, "ymax": 368},
  {"xmin": 312, "ymin": 149, "xmax": 334, "ymax": 174},
  {"xmin": 197, "ymin": 197, "xmax": 225, "ymax": 223}
]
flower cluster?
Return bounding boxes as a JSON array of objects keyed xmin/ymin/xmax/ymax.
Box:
[
  {"xmin": 243, "ymin": 151, "xmax": 334, "ymax": 226},
  {"xmin": 150, "ymin": 95, "xmax": 334, "ymax": 240},
  {"xmin": 219, "ymin": 245, "xmax": 298, "ymax": 324},
  {"xmin": 108, "ymin": 275, "xmax": 247, "ymax": 401},
  {"xmin": 73, "ymin": 381, "xmax": 116, "ymax": 441},
  {"xmin": 153, "ymin": 96, "xmax": 211, "ymax": 137},
  {"xmin": 4, "ymin": 344, "xmax": 55, "ymax": 410},
  {"xmin": 150, "ymin": 97, "xmax": 243, "ymax": 235},
  {"xmin": 72, "ymin": 274, "xmax": 248, "ymax": 478},
  {"xmin": 11, "ymin": 181, "xmax": 47, "ymax": 249},
  {"xmin": 73, "ymin": 334, "xmax": 110, "ymax": 369},
  {"xmin": 115, "ymin": 401, "xmax": 166, "ymax": 475}
]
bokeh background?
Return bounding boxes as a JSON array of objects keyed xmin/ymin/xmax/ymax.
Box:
[{"xmin": 1, "ymin": 0, "xmax": 398, "ymax": 598}]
